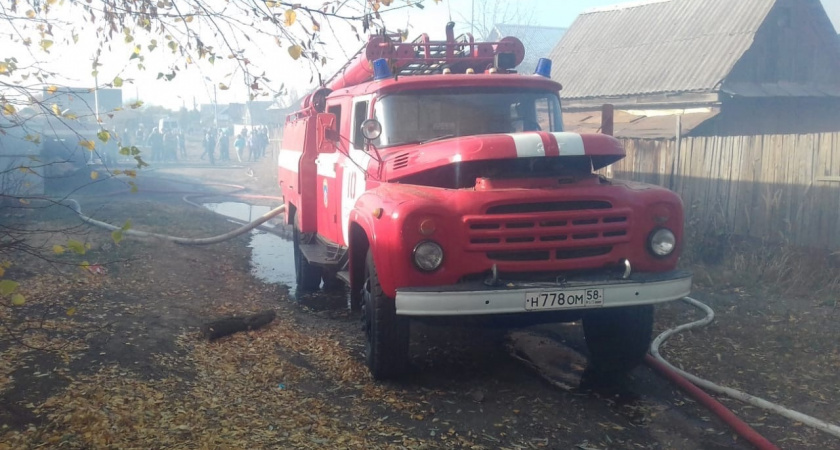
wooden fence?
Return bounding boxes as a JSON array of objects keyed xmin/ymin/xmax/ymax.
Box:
[{"xmin": 603, "ymin": 133, "xmax": 840, "ymax": 249}]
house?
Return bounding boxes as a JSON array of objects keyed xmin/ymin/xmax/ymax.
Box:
[
  {"xmin": 549, "ymin": 0, "xmax": 840, "ymax": 137},
  {"xmin": 42, "ymin": 87, "xmax": 122, "ymax": 122},
  {"xmin": 243, "ymin": 101, "xmax": 284, "ymax": 127},
  {"xmin": 487, "ymin": 24, "xmax": 566, "ymax": 75}
]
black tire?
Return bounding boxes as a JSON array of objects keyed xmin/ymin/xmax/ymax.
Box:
[
  {"xmin": 582, "ymin": 305, "xmax": 654, "ymax": 382},
  {"xmin": 293, "ymin": 215, "xmax": 322, "ymax": 291},
  {"xmin": 361, "ymin": 250, "xmax": 409, "ymax": 380}
]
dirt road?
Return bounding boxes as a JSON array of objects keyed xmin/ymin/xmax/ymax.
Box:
[{"xmin": 1, "ymin": 162, "xmax": 838, "ymax": 449}]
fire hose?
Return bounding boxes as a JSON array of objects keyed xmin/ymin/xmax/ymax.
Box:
[
  {"xmin": 64, "ymin": 198, "xmax": 285, "ymax": 245},
  {"xmin": 60, "ymin": 175, "xmax": 286, "ymax": 245},
  {"xmin": 61, "ymin": 175, "xmax": 840, "ymax": 446},
  {"xmin": 649, "ymin": 297, "xmax": 840, "ymax": 448}
]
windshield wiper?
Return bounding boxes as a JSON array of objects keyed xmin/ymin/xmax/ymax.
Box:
[{"xmin": 419, "ymin": 134, "xmax": 456, "ymax": 145}]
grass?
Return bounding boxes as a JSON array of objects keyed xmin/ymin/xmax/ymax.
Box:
[{"xmin": 682, "ymin": 226, "xmax": 840, "ymax": 304}]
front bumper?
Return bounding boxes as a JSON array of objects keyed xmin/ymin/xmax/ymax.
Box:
[{"xmin": 395, "ymin": 270, "xmax": 692, "ymax": 316}]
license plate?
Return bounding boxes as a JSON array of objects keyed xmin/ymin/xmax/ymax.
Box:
[{"xmin": 524, "ymin": 289, "xmax": 604, "ymax": 311}]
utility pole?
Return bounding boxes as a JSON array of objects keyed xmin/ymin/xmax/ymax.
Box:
[{"xmin": 470, "ymin": 0, "xmax": 475, "ymax": 36}]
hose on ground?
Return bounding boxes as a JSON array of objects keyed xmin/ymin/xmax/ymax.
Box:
[
  {"xmin": 650, "ymin": 296, "xmax": 840, "ymax": 443},
  {"xmin": 64, "ymin": 199, "xmax": 285, "ymax": 246}
]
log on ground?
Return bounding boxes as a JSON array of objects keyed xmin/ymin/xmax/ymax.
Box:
[{"xmin": 202, "ymin": 310, "xmax": 277, "ymax": 340}]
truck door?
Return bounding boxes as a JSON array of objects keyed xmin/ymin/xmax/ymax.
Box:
[
  {"xmin": 315, "ymin": 102, "xmax": 344, "ymax": 244},
  {"xmin": 340, "ymin": 96, "xmax": 373, "ymax": 246}
]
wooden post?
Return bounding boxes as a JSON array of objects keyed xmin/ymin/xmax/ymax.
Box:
[{"xmin": 601, "ymin": 104, "xmax": 614, "ymax": 136}]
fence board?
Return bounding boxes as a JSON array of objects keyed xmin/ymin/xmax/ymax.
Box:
[{"xmin": 617, "ymin": 131, "xmax": 840, "ymax": 249}]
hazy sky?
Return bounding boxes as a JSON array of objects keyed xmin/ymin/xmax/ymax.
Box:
[{"xmin": 23, "ymin": 0, "xmax": 838, "ymax": 110}]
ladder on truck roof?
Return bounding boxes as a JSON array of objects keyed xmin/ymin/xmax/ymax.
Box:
[{"xmin": 323, "ymin": 24, "xmax": 526, "ymax": 91}]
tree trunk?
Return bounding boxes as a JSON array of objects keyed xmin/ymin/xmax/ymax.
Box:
[{"xmin": 202, "ymin": 310, "xmax": 276, "ymax": 341}]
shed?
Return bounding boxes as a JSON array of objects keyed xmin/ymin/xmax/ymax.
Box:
[{"xmin": 550, "ymin": 0, "xmax": 840, "ymax": 136}]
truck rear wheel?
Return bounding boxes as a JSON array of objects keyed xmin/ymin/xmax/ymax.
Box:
[
  {"xmin": 293, "ymin": 215, "xmax": 322, "ymax": 291},
  {"xmin": 582, "ymin": 305, "xmax": 654, "ymax": 383},
  {"xmin": 361, "ymin": 250, "xmax": 409, "ymax": 380}
]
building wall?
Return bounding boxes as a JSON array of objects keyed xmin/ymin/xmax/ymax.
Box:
[{"xmin": 691, "ymin": 97, "xmax": 840, "ymax": 136}]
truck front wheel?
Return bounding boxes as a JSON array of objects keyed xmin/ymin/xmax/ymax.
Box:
[
  {"xmin": 582, "ymin": 305, "xmax": 654, "ymax": 384},
  {"xmin": 293, "ymin": 215, "xmax": 322, "ymax": 291},
  {"xmin": 361, "ymin": 250, "xmax": 409, "ymax": 380}
]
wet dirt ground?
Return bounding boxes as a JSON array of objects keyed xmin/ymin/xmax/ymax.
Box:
[{"xmin": 1, "ymin": 155, "xmax": 839, "ymax": 449}]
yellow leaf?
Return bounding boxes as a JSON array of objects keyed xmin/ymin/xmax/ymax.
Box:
[
  {"xmin": 2, "ymin": 103, "xmax": 15, "ymax": 115},
  {"xmin": 79, "ymin": 261, "xmax": 90, "ymax": 270},
  {"xmin": 0, "ymin": 280, "xmax": 18, "ymax": 296},
  {"xmin": 47, "ymin": 85, "xmax": 58, "ymax": 94},
  {"xmin": 67, "ymin": 240, "xmax": 86, "ymax": 255},
  {"xmin": 90, "ymin": 171, "xmax": 99, "ymax": 180},
  {"xmin": 79, "ymin": 140, "xmax": 95, "ymax": 151},
  {"xmin": 53, "ymin": 245, "xmax": 65, "ymax": 254},
  {"xmin": 40, "ymin": 39, "xmax": 54, "ymax": 52},
  {"xmin": 265, "ymin": 1, "xmax": 276, "ymax": 6},
  {"xmin": 0, "ymin": 62, "xmax": 8, "ymax": 74},
  {"xmin": 26, "ymin": 9, "xmax": 36, "ymax": 18},
  {"xmin": 66, "ymin": 307, "xmax": 76, "ymax": 316},
  {"xmin": 284, "ymin": 9, "xmax": 296, "ymax": 26},
  {"xmin": 51, "ymin": 104, "xmax": 61, "ymax": 115},
  {"xmin": 288, "ymin": 44, "xmax": 302, "ymax": 60},
  {"xmin": 11, "ymin": 293, "xmax": 25, "ymax": 307},
  {"xmin": 218, "ymin": 83, "xmax": 229, "ymax": 90},
  {"xmin": 123, "ymin": 169, "xmax": 137, "ymax": 178},
  {"xmin": 113, "ymin": 76, "xmax": 123, "ymax": 87},
  {"xmin": 185, "ymin": 15, "xmax": 194, "ymax": 23}
]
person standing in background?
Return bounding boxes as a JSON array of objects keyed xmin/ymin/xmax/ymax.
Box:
[
  {"xmin": 203, "ymin": 130, "xmax": 216, "ymax": 165},
  {"xmin": 233, "ymin": 132, "xmax": 245, "ymax": 163},
  {"xmin": 218, "ymin": 129, "xmax": 230, "ymax": 162}
]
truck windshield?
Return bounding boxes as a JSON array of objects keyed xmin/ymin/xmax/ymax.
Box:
[{"xmin": 372, "ymin": 88, "xmax": 563, "ymax": 148}]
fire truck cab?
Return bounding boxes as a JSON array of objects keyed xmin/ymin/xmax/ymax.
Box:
[{"xmin": 278, "ymin": 25, "xmax": 692, "ymax": 380}]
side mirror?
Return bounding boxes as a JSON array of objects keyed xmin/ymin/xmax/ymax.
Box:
[
  {"xmin": 316, "ymin": 113, "xmax": 338, "ymax": 153},
  {"xmin": 361, "ymin": 119, "xmax": 382, "ymax": 142}
]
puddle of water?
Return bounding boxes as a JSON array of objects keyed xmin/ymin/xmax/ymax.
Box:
[
  {"xmin": 203, "ymin": 202, "xmax": 274, "ymax": 226},
  {"xmin": 249, "ymin": 231, "xmax": 297, "ymax": 287},
  {"xmin": 203, "ymin": 201, "xmax": 349, "ymax": 311}
]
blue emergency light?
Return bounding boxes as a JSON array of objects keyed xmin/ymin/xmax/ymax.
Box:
[
  {"xmin": 534, "ymin": 58, "xmax": 552, "ymax": 78},
  {"xmin": 373, "ymin": 58, "xmax": 392, "ymax": 80}
]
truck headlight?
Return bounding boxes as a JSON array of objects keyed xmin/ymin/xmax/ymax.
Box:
[
  {"xmin": 649, "ymin": 228, "xmax": 676, "ymax": 257},
  {"xmin": 413, "ymin": 241, "xmax": 444, "ymax": 271}
]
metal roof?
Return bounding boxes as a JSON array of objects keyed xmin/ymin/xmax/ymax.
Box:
[
  {"xmin": 488, "ymin": 24, "xmax": 567, "ymax": 74},
  {"xmin": 549, "ymin": 0, "xmax": 777, "ymax": 100}
]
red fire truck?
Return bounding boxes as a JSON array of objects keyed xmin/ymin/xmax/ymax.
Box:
[{"xmin": 278, "ymin": 24, "xmax": 692, "ymax": 380}]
